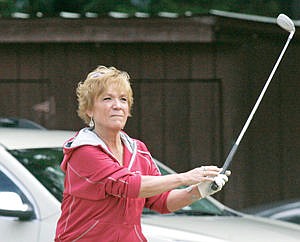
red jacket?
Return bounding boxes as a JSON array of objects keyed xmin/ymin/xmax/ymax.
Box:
[{"xmin": 55, "ymin": 128, "xmax": 171, "ymax": 241}]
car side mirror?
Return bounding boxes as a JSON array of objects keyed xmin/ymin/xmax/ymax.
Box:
[{"xmin": 0, "ymin": 192, "xmax": 34, "ymax": 220}]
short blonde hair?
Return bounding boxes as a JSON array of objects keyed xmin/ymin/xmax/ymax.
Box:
[{"xmin": 76, "ymin": 65, "xmax": 134, "ymax": 125}]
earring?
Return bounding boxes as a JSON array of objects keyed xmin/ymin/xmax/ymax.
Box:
[{"xmin": 89, "ymin": 117, "xmax": 95, "ymax": 130}]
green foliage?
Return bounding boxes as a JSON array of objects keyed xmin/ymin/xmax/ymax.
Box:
[
  {"xmin": 225, "ymin": 0, "xmax": 281, "ymax": 16},
  {"xmin": 83, "ymin": 0, "xmax": 138, "ymax": 14},
  {"xmin": 0, "ymin": 0, "xmax": 291, "ymax": 18},
  {"xmin": 0, "ymin": 0, "xmax": 16, "ymax": 17}
]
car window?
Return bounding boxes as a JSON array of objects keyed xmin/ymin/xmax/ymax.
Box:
[
  {"xmin": 272, "ymin": 209, "xmax": 300, "ymax": 224},
  {"xmin": 286, "ymin": 215, "xmax": 300, "ymax": 224},
  {"xmin": 0, "ymin": 118, "xmax": 46, "ymax": 129},
  {"xmin": 0, "ymin": 169, "xmax": 23, "ymax": 195},
  {"xmin": 0, "ymin": 167, "xmax": 33, "ymax": 209},
  {"xmin": 8, "ymin": 148, "xmax": 64, "ymax": 201}
]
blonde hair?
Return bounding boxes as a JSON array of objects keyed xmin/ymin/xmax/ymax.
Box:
[{"xmin": 76, "ymin": 65, "xmax": 134, "ymax": 125}]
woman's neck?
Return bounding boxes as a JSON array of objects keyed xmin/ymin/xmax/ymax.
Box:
[{"xmin": 93, "ymin": 127, "xmax": 124, "ymax": 165}]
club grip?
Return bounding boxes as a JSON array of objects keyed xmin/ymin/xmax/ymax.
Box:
[
  {"xmin": 210, "ymin": 144, "xmax": 238, "ymax": 191},
  {"xmin": 211, "ymin": 181, "xmax": 219, "ymax": 191}
]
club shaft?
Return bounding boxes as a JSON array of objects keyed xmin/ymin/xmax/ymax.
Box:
[
  {"xmin": 220, "ymin": 144, "xmax": 238, "ymax": 174},
  {"xmin": 235, "ymin": 31, "xmax": 294, "ymax": 148},
  {"xmin": 211, "ymin": 32, "xmax": 294, "ymax": 190}
]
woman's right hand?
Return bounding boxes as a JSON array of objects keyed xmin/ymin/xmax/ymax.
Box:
[{"xmin": 180, "ymin": 166, "xmax": 221, "ymax": 186}]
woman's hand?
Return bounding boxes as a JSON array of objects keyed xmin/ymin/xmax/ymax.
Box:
[
  {"xmin": 197, "ymin": 173, "xmax": 230, "ymax": 198},
  {"xmin": 180, "ymin": 166, "xmax": 221, "ymax": 186}
]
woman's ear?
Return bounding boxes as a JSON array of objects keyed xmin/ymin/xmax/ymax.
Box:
[
  {"xmin": 86, "ymin": 109, "xmax": 93, "ymax": 118},
  {"xmin": 86, "ymin": 110, "xmax": 95, "ymax": 130}
]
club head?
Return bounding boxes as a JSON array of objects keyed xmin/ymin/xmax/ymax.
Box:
[{"xmin": 277, "ymin": 14, "xmax": 295, "ymax": 33}]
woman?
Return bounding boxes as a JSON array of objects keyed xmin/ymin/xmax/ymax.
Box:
[{"xmin": 55, "ymin": 65, "xmax": 229, "ymax": 242}]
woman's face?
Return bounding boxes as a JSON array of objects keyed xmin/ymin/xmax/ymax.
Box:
[{"xmin": 89, "ymin": 84, "xmax": 130, "ymax": 132}]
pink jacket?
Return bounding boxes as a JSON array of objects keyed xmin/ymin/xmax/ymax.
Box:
[{"xmin": 55, "ymin": 128, "xmax": 171, "ymax": 242}]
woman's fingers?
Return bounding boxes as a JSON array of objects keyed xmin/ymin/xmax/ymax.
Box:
[
  {"xmin": 182, "ymin": 165, "xmax": 222, "ymax": 186},
  {"xmin": 200, "ymin": 166, "xmax": 221, "ymax": 177}
]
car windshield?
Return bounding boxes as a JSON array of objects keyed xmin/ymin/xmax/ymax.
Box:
[
  {"xmin": 9, "ymin": 148, "xmax": 65, "ymax": 201},
  {"xmin": 9, "ymin": 148, "xmax": 230, "ymax": 216}
]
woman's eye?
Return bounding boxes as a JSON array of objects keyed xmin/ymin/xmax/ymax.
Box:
[
  {"xmin": 103, "ymin": 97, "xmax": 111, "ymax": 101},
  {"xmin": 120, "ymin": 97, "xmax": 128, "ymax": 102}
]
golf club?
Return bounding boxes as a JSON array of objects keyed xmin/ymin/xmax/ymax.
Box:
[{"xmin": 211, "ymin": 14, "xmax": 295, "ymax": 190}]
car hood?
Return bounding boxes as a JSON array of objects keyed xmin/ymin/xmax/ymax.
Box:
[{"xmin": 142, "ymin": 214, "xmax": 300, "ymax": 242}]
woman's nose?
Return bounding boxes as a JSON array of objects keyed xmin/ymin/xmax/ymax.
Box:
[{"xmin": 112, "ymin": 99, "xmax": 121, "ymax": 108}]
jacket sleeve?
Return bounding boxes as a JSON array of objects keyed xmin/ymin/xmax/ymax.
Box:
[
  {"xmin": 143, "ymin": 161, "xmax": 172, "ymax": 214},
  {"xmin": 136, "ymin": 141, "xmax": 172, "ymax": 214},
  {"xmin": 64, "ymin": 145, "xmax": 141, "ymax": 200}
]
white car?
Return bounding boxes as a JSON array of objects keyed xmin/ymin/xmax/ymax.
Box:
[{"xmin": 1, "ymin": 128, "xmax": 300, "ymax": 242}]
